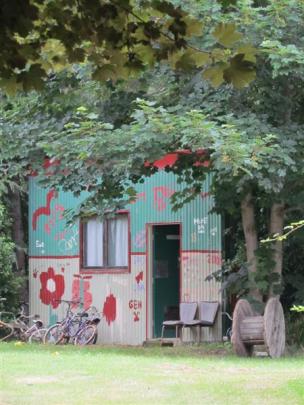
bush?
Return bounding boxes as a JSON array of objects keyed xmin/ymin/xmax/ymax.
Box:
[
  {"xmin": 0, "ymin": 201, "xmax": 23, "ymax": 312},
  {"xmin": 286, "ymin": 310, "xmax": 304, "ymax": 348}
]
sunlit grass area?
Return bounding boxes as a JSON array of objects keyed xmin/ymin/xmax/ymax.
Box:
[{"xmin": 0, "ymin": 342, "xmax": 303, "ymax": 405}]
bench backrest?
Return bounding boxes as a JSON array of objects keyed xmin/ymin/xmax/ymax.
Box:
[
  {"xmin": 180, "ymin": 302, "xmax": 197, "ymax": 323},
  {"xmin": 198, "ymin": 301, "xmax": 219, "ymax": 325}
]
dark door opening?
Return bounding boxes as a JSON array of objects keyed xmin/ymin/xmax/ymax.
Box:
[{"xmin": 153, "ymin": 224, "xmax": 180, "ymax": 338}]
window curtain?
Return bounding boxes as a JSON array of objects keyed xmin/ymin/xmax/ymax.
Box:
[
  {"xmin": 85, "ymin": 219, "xmax": 103, "ymax": 266},
  {"xmin": 108, "ymin": 216, "xmax": 128, "ymax": 267}
]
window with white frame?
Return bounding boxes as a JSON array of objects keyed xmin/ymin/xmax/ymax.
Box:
[{"xmin": 82, "ymin": 214, "xmax": 128, "ymax": 268}]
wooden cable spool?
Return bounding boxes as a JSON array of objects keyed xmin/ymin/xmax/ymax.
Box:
[{"xmin": 231, "ymin": 297, "xmax": 285, "ymax": 358}]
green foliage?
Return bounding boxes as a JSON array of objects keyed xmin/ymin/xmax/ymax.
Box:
[
  {"xmin": 0, "ymin": 0, "xmax": 257, "ymax": 93},
  {"xmin": 0, "ymin": 201, "xmax": 23, "ymax": 312},
  {"xmin": 254, "ymin": 244, "xmax": 281, "ymax": 296},
  {"xmin": 28, "ymin": 98, "xmax": 298, "ymax": 220},
  {"xmin": 286, "ymin": 311, "xmax": 304, "ymax": 347},
  {"xmin": 207, "ymin": 244, "xmax": 280, "ymax": 310},
  {"xmin": 262, "ymin": 220, "xmax": 304, "ymax": 243},
  {"xmin": 291, "ymin": 305, "xmax": 304, "ymax": 313},
  {"xmin": 1, "ymin": 0, "xmax": 304, "ymax": 304},
  {"xmin": 287, "ymin": 298, "xmax": 304, "ymax": 347}
]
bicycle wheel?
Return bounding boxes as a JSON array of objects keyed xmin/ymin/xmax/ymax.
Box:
[
  {"xmin": 74, "ymin": 324, "xmax": 97, "ymax": 345},
  {"xmin": 0, "ymin": 322, "xmax": 14, "ymax": 341},
  {"xmin": 43, "ymin": 324, "xmax": 66, "ymax": 344},
  {"xmin": 28, "ymin": 328, "xmax": 47, "ymax": 344}
]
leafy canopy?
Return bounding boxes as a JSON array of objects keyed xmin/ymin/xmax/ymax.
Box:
[{"xmin": 0, "ymin": 0, "xmax": 256, "ymax": 93}]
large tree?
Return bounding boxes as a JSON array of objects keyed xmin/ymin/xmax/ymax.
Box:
[
  {"xmin": 2, "ymin": 0, "xmax": 304, "ymax": 309},
  {"xmin": 30, "ymin": 0, "xmax": 304, "ymax": 307},
  {"xmin": 0, "ymin": 0, "xmax": 255, "ymax": 93}
]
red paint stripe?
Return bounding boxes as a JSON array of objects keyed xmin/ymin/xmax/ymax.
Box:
[
  {"xmin": 29, "ymin": 255, "xmax": 80, "ymax": 259},
  {"xmin": 182, "ymin": 249, "xmax": 221, "ymax": 254}
]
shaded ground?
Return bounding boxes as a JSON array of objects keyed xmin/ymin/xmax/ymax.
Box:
[{"xmin": 0, "ymin": 342, "xmax": 303, "ymax": 405}]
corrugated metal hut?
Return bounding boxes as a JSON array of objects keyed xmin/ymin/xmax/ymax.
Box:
[{"xmin": 29, "ymin": 156, "xmax": 222, "ymax": 345}]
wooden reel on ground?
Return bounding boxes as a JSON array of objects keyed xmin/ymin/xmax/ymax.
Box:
[{"xmin": 231, "ymin": 297, "xmax": 285, "ymax": 358}]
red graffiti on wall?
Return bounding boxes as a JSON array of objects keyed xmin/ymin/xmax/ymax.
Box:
[
  {"xmin": 153, "ymin": 186, "xmax": 175, "ymax": 211},
  {"xmin": 135, "ymin": 271, "xmax": 143, "ymax": 284},
  {"xmin": 32, "ymin": 189, "xmax": 56, "ymax": 230},
  {"xmin": 207, "ymin": 254, "xmax": 222, "ymax": 266},
  {"xmin": 129, "ymin": 300, "xmax": 142, "ymax": 322},
  {"xmin": 200, "ymin": 192, "xmax": 210, "ymax": 199},
  {"xmin": 102, "ymin": 294, "xmax": 116, "ymax": 325},
  {"xmin": 134, "ymin": 230, "xmax": 146, "ymax": 248},
  {"xmin": 129, "ymin": 300, "xmax": 142, "ymax": 310},
  {"xmin": 44, "ymin": 205, "xmax": 65, "ymax": 234},
  {"xmin": 71, "ymin": 274, "xmax": 92, "ymax": 309},
  {"xmin": 39, "ymin": 267, "xmax": 65, "ymax": 309}
]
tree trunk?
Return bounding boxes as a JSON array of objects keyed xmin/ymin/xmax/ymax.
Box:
[
  {"xmin": 9, "ymin": 187, "xmax": 26, "ymax": 272},
  {"xmin": 241, "ymin": 192, "xmax": 262, "ymax": 302},
  {"xmin": 269, "ymin": 202, "xmax": 285, "ymax": 297}
]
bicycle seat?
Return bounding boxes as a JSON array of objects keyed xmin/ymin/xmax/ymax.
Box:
[
  {"xmin": 90, "ymin": 317, "xmax": 101, "ymax": 324},
  {"xmin": 78, "ymin": 312, "xmax": 89, "ymax": 317}
]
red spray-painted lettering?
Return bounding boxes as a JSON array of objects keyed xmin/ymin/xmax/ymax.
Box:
[
  {"xmin": 207, "ymin": 254, "xmax": 222, "ymax": 266},
  {"xmin": 129, "ymin": 300, "xmax": 142, "ymax": 310},
  {"xmin": 129, "ymin": 300, "xmax": 142, "ymax": 322}
]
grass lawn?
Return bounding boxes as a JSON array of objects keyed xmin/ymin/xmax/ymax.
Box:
[{"xmin": 0, "ymin": 342, "xmax": 303, "ymax": 405}]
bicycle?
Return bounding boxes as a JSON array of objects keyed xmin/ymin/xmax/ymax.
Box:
[
  {"xmin": 0, "ymin": 300, "xmax": 46, "ymax": 343},
  {"xmin": 44, "ymin": 300, "xmax": 100, "ymax": 345},
  {"xmin": 222, "ymin": 311, "xmax": 233, "ymax": 342},
  {"xmin": 74, "ymin": 306, "xmax": 100, "ymax": 345}
]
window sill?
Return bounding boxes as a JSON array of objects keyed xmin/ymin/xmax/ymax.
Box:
[{"xmin": 80, "ymin": 267, "xmax": 130, "ymax": 275}]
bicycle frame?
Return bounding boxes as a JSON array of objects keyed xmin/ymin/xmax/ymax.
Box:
[{"xmin": 0, "ymin": 310, "xmax": 44, "ymax": 342}]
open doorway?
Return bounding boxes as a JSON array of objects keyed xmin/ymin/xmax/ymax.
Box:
[{"xmin": 152, "ymin": 224, "xmax": 180, "ymax": 337}]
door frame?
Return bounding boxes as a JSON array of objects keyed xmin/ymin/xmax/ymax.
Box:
[{"xmin": 146, "ymin": 222, "xmax": 182, "ymax": 340}]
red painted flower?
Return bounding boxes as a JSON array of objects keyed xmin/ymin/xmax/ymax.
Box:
[{"xmin": 39, "ymin": 267, "xmax": 65, "ymax": 309}]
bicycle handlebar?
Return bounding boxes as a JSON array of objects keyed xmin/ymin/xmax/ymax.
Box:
[
  {"xmin": 54, "ymin": 299, "xmax": 82, "ymax": 305},
  {"xmin": 222, "ymin": 311, "xmax": 233, "ymax": 321},
  {"xmin": 0, "ymin": 311, "xmax": 16, "ymax": 321},
  {"xmin": 17, "ymin": 313, "xmax": 40, "ymax": 320}
]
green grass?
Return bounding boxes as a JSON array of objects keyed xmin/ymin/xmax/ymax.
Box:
[{"xmin": 0, "ymin": 342, "xmax": 304, "ymax": 405}]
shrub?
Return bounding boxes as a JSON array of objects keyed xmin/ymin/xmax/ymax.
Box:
[{"xmin": 0, "ymin": 201, "xmax": 23, "ymax": 312}]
